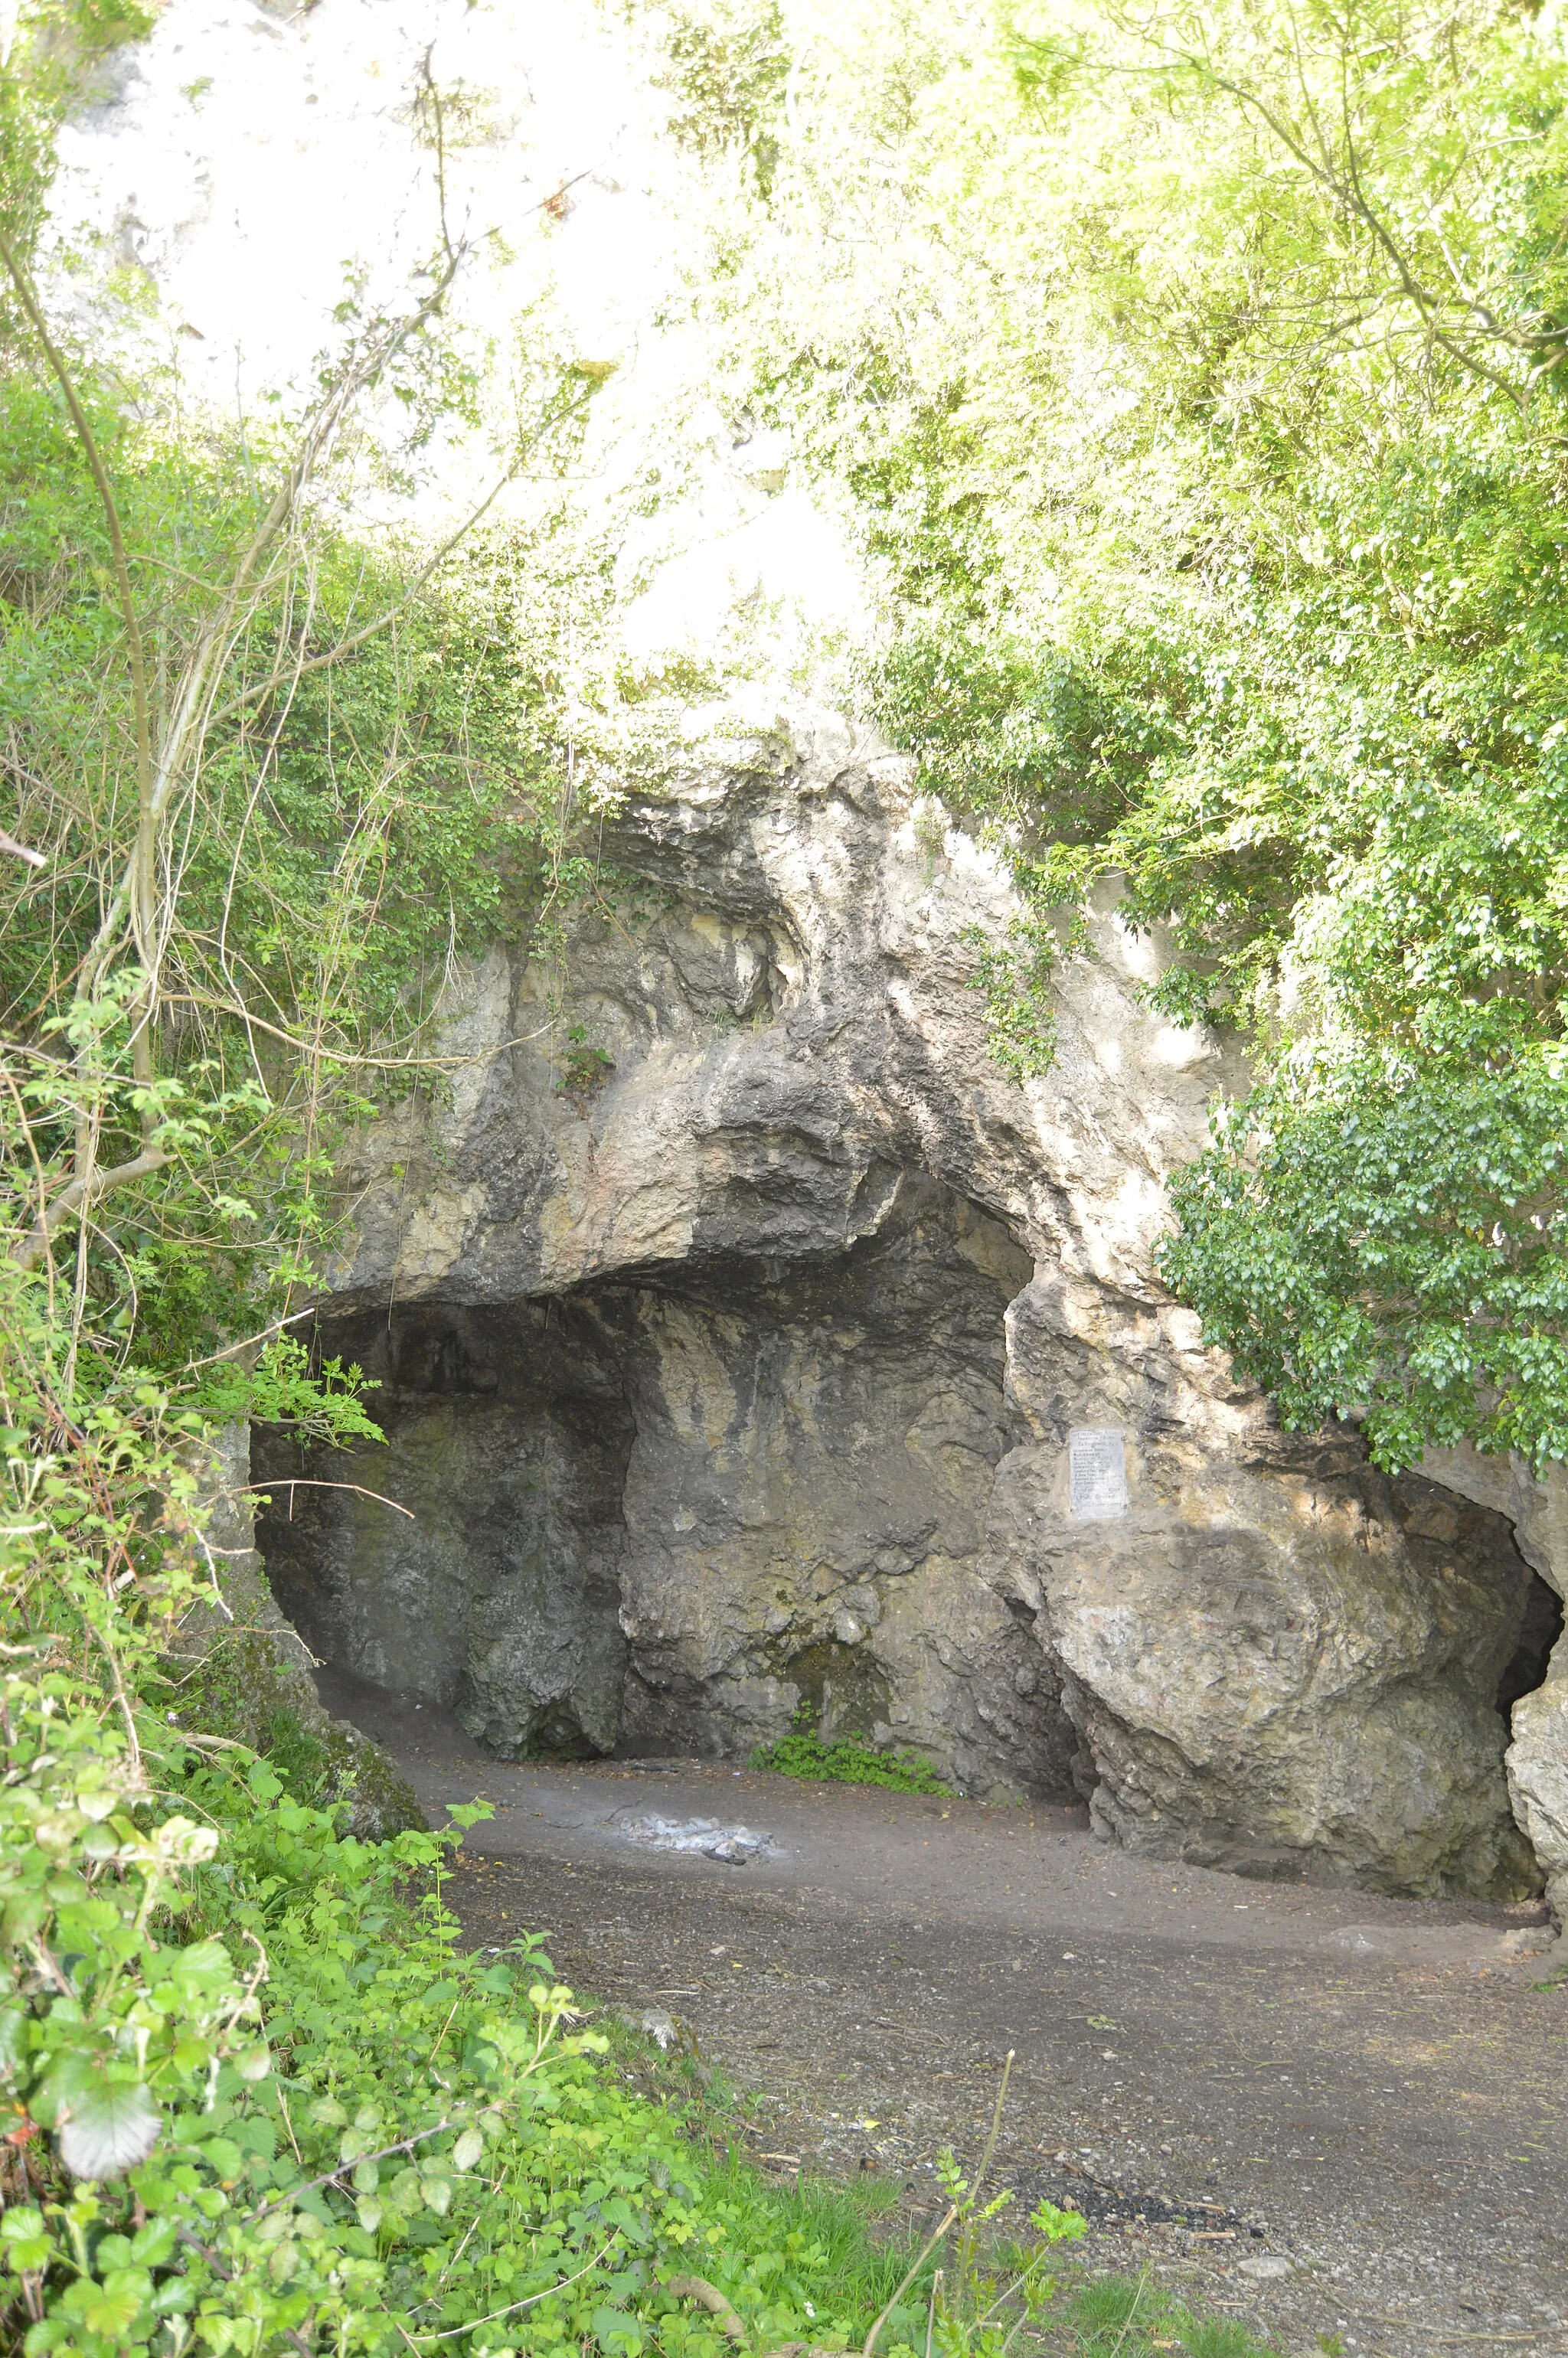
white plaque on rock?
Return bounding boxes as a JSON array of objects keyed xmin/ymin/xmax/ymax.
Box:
[{"xmin": 1069, "ymin": 1426, "xmax": 1128, "ymax": 1520}]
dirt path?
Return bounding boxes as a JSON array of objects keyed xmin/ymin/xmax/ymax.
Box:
[{"xmin": 323, "ymin": 1672, "xmax": 1568, "ymax": 2358}]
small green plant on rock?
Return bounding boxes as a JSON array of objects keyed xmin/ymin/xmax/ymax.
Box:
[
  {"xmin": 959, "ymin": 918, "xmax": 1060, "ymax": 1088},
  {"xmin": 556, "ymin": 1024, "xmax": 616, "ymax": 1098}
]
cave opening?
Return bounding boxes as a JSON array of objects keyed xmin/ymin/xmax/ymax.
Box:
[
  {"xmin": 1496, "ymin": 1570, "xmax": 1565, "ymax": 1723},
  {"xmin": 253, "ymin": 1174, "xmax": 1083, "ymax": 1799}
]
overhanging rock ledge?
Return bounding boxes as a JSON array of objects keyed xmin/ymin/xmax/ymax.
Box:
[{"xmin": 253, "ymin": 708, "xmax": 1566, "ymax": 1909}]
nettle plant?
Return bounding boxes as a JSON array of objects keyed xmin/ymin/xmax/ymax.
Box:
[{"xmin": 0, "ymin": 1671, "xmax": 720, "ymax": 2358}]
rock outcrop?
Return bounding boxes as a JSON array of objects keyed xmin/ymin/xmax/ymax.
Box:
[
  {"xmin": 1411, "ymin": 1445, "xmax": 1568, "ymax": 1920},
  {"xmin": 176, "ymin": 1426, "xmax": 425, "ymax": 1840},
  {"xmin": 255, "ymin": 709, "xmax": 1563, "ymax": 1902}
]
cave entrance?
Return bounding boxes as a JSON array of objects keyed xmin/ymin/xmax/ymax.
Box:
[
  {"xmin": 254, "ymin": 1174, "xmax": 1082, "ymax": 1798},
  {"xmin": 256, "ymin": 1295, "xmax": 636, "ymax": 1757},
  {"xmin": 1496, "ymin": 1571, "xmax": 1565, "ymax": 1723}
]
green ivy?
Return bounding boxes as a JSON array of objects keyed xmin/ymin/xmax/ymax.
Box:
[{"xmin": 1164, "ymin": 1048, "xmax": 1568, "ymax": 1471}]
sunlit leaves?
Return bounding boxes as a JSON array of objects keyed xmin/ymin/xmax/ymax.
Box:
[
  {"xmin": 0, "ymin": 1667, "xmax": 731, "ymax": 2354},
  {"xmin": 1165, "ymin": 1050, "xmax": 1568, "ymax": 1467},
  {"xmin": 732, "ymin": 0, "xmax": 1568, "ymax": 1459},
  {"xmin": 57, "ymin": 2079, "xmax": 162, "ymax": 2178}
]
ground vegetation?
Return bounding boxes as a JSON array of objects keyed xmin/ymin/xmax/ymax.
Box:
[{"xmin": 752, "ymin": 1707, "xmax": 955, "ymax": 1794}]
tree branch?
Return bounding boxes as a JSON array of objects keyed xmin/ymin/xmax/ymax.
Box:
[
  {"xmin": 0, "ymin": 234, "xmax": 159, "ymax": 1079},
  {"xmin": 0, "ymin": 825, "xmax": 45, "ymax": 869},
  {"xmin": 12, "ymin": 1147, "xmax": 169, "ymax": 1273}
]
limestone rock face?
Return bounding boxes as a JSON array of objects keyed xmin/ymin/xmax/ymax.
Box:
[
  {"xmin": 256, "ymin": 710, "xmax": 1558, "ymax": 1899},
  {"xmin": 178, "ymin": 1426, "xmax": 424, "ymax": 1841}
]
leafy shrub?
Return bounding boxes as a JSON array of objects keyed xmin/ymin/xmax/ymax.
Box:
[
  {"xmin": 1163, "ymin": 1052, "xmax": 1568, "ymax": 1471},
  {"xmin": 0, "ymin": 1685, "xmax": 700, "ymax": 2356},
  {"xmin": 752, "ymin": 1710, "xmax": 953, "ymax": 1795},
  {"xmin": 724, "ymin": 0, "xmax": 1568, "ymax": 1466}
]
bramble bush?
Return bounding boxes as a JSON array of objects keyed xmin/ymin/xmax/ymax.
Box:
[
  {"xmin": 0, "ymin": 1168, "xmax": 737, "ymax": 2355},
  {"xmin": 0, "ymin": 1671, "xmax": 712, "ymax": 2358},
  {"xmin": 0, "ymin": 1647, "xmax": 1104, "ymax": 2358}
]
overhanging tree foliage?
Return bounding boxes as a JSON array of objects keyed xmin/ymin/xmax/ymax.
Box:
[{"xmin": 718, "ymin": 0, "xmax": 1568, "ymax": 1468}]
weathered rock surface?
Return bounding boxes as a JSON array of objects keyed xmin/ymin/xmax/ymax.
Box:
[
  {"xmin": 255, "ymin": 708, "xmax": 1560, "ymax": 1899},
  {"xmin": 177, "ymin": 1426, "xmax": 424, "ymax": 1840},
  {"xmin": 263, "ymin": 1177, "xmax": 1073, "ymax": 1798},
  {"xmin": 1415, "ymin": 1445, "xmax": 1568, "ymax": 1919}
]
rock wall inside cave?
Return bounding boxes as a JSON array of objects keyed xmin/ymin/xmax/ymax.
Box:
[
  {"xmin": 260, "ymin": 1298, "xmax": 635, "ymax": 1756},
  {"xmin": 255, "ymin": 707, "xmax": 1568, "ymax": 1906}
]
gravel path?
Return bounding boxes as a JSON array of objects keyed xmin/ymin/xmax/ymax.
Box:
[{"xmin": 322, "ymin": 1671, "xmax": 1568, "ymax": 2358}]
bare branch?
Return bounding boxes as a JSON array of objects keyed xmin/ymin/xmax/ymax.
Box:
[
  {"xmin": 12, "ymin": 1145, "xmax": 170, "ymax": 1272},
  {"xmin": 77, "ymin": 251, "xmax": 469, "ymax": 1011},
  {"xmin": 0, "ymin": 826, "xmax": 45, "ymax": 870},
  {"xmin": 236, "ymin": 1480, "xmax": 414, "ymax": 1520},
  {"xmin": 160, "ymin": 987, "xmax": 554, "ymax": 1070},
  {"xmin": 201, "ymin": 402, "xmax": 588, "ymax": 733},
  {"xmin": 0, "ymin": 234, "xmax": 158, "ymax": 1083}
]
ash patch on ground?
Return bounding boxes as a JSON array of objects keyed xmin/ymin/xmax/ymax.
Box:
[
  {"xmin": 616, "ymin": 1812, "xmax": 779, "ymax": 1863},
  {"xmin": 1002, "ymin": 2162, "xmax": 1266, "ymax": 2242}
]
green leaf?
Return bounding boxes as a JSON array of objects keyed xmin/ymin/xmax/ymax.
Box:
[
  {"xmin": 57, "ymin": 2081, "xmax": 162, "ymax": 2179},
  {"xmin": 79, "ymin": 2270, "xmax": 151, "ymax": 2337},
  {"xmin": 1, "ymin": 2206, "xmax": 51, "ymax": 2271},
  {"xmin": 0, "ymin": 2000, "xmax": 28, "ymax": 2075},
  {"xmin": 592, "ymin": 2307, "xmax": 644, "ymax": 2355}
]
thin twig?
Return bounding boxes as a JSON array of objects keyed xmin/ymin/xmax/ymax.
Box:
[
  {"xmin": 862, "ymin": 2206, "xmax": 960, "ymax": 2358},
  {"xmin": 250, "ymin": 2118, "xmax": 453, "ymax": 2220},
  {"xmin": 1, "ymin": 1065, "xmax": 56, "ymax": 1312},
  {"xmin": 406, "ymin": 2235, "xmax": 620, "ymax": 2343},
  {"xmin": 924, "ymin": 2267, "xmax": 942, "ymax": 2358},
  {"xmin": 0, "ymin": 825, "xmax": 45, "ymax": 868},
  {"xmin": 970, "ymin": 2049, "xmax": 1014, "ymax": 2209},
  {"xmin": 0, "ymin": 236, "xmax": 155, "ymax": 983},
  {"xmin": 178, "ymin": 1306, "xmax": 318, "ymax": 1373},
  {"xmin": 1105, "ymin": 2270, "xmax": 1148, "ymax": 2356},
  {"xmin": 201, "ymin": 449, "xmax": 561, "ymax": 731},
  {"xmin": 1364, "ymin": 2323, "xmax": 1568, "ymax": 2347},
  {"xmin": 237, "ymin": 1479, "xmax": 414, "ymax": 1520},
  {"xmin": 159, "ymin": 989, "xmax": 555, "ymax": 1070}
]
